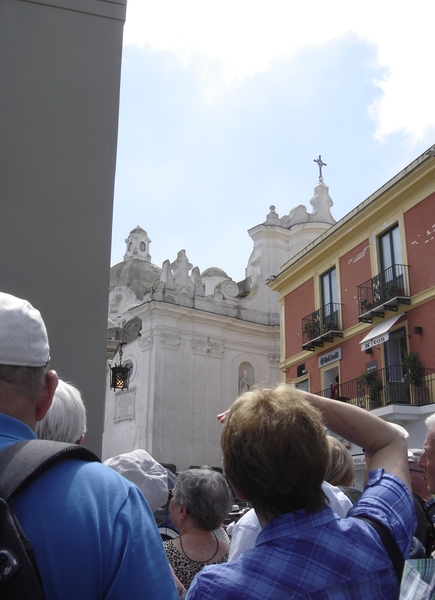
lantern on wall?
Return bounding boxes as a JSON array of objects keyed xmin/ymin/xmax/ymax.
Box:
[{"xmin": 110, "ymin": 343, "xmax": 130, "ymax": 391}]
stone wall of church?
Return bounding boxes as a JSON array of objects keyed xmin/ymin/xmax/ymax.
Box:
[{"xmin": 103, "ymin": 302, "xmax": 280, "ymax": 470}]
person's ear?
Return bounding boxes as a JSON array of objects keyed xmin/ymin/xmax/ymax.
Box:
[
  {"xmin": 172, "ymin": 502, "xmax": 188, "ymax": 526},
  {"xmin": 35, "ymin": 370, "xmax": 58, "ymax": 421}
]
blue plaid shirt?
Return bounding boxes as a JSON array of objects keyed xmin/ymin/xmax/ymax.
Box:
[{"xmin": 186, "ymin": 470, "xmax": 414, "ymax": 599}]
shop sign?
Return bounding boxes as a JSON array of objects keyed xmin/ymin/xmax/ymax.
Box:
[{"xmin": 318, "ymin": 348, "xmax": 342, "ymax": 369}]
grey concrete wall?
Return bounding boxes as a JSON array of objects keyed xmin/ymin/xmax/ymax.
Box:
[{"xmin": 0, "ymin": 0, "xmax": 127, "ymax": 455}]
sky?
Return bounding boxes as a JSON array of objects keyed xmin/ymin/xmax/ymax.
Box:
[{"xmin": 110, "ymin": 0, "xmax": 435, "ymax": 283}]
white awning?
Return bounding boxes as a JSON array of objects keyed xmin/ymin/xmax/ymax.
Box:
[{"xmin": 360, "ymin": 314, "xmax": 403, "ymax": 351}]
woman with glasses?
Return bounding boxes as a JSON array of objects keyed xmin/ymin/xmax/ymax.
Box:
[{"xmin": 164, "ymin": 466, "xmax": 232, "ymax": 591}]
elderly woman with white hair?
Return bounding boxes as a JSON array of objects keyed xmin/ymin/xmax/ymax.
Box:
[
  {"xmin": 35, "ymin": 379, "xmax": 87, "ymax": 445},
  {"xmin": 163, "ymin": 466, "xmax": 232, "ymax": 591}
]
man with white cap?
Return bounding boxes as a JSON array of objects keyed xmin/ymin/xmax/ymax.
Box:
[{"xmin": 0, "ymin": 292, "xmax": 178, "ymax": 600}]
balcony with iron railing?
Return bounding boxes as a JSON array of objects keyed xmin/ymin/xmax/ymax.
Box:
[
  {"xmin": 357, "ymin": 264, "xmax": 411, "ymax": 323},
  {"xmin": 314, "ymin": 365, "xmax": 435, "ymax": 410},
  {"xmin": 302, "ymin": 303, "xmax": 343, "ymax": 351}
]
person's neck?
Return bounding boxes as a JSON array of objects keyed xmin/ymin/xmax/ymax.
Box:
[
  {"xmin": 178, "ymin": 520, "xmax": 209, "ymax": 537},
  {"xmin": 256, "ymin": 511, "xmax": 269, "ymax": 528},
  {"xmin": 416, "ymin": 491, "xmax": 432, "ymax": 503},
  {"xmin": 0, "ymin": 399, "xmax": 36, "ymax": 430}
]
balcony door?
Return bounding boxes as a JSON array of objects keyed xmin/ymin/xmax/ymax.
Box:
[
  {"xmin": 384, "ymin": 327, "xmax": 406, "ymax": 382},
  {"xmin": 321, "ymin": 267, "xmax": 338, "ymax": 329},
  {"xmin": 379, "ymin": 225, "xmax": 403, "ymax": 290}
]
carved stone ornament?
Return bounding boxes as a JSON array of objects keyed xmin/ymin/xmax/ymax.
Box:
[
  {"xmin": 139, "ymin": 335, "xmax": 152, "ymax": 350},
  {"xmin": 219, "ymin": 279, "xmax": 239, "ymax": 299},
  {"xmin": 192, "ymin": 339, "xmax": 210, "ymax": 355},
  {"xmin": 161, "ymin": 333, "xmax": 181, "ymax": 350},
  {"xmin": 209, "ymin": 344, "xmax": 225, "ymax": 358},
  {"xmin": 268, "ymin": 353, "xmax": 280, "ymax": 366}
]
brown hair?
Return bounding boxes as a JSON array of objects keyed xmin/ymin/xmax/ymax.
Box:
[
  {"xmin": 324, "ymin": 436, "xmax": 355, "ymax": 487},
  {"xmin": 221, "ymin": 383, "xmax": 328, "ymax": 519}
]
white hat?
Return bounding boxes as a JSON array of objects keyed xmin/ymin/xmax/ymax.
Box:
[
  {"xmin": 104, "ymin": 449, "xmax": 168, "ymax": 513},
  {"xmin": 0, "ymin": 292, "xmax": 50, "ymax": 367}
]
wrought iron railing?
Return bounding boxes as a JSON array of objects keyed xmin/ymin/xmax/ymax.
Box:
[
  {"xmin": 302, "ymin": 303, "xmax": 343, "ymax": 349},
  {"xmin": 357, "ymin": 264, "xmax": 410, "ymax": 321},
  {"xmin": 314, "ymin": 365, "xmax": 435, "ymax": 410}
]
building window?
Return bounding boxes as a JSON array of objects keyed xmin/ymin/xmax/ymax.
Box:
[
  {"xmin": 140, "ymin": 242, "xmax": 145, "ymax": 251},
  {"xmin": 296, "ymin": 363, "xmax": 306, "ymax": 378},
  {"xmin": 295, "ymin": 378, "xmax": 309, "ymax": 392},
  {"xmin": 321, "ymin": 267, "xmax": 338, "ymax": 325},
  {"xmin": 379, "ymin": 225, "xmax": 402, "ymax": 279}
]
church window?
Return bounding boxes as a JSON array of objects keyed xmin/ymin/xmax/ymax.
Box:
[{"xmin": 140, "ymin": 242, "xmax": 146, "ymax": 251}]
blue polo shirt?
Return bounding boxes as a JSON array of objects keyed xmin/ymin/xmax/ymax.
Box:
[
  {"xmin": 186, "ymin": 469, "xmax": 415, "ymax": 599},
  {"xmin": 0, "ymin": 414, "xmax": 178, "ymax": 600}
]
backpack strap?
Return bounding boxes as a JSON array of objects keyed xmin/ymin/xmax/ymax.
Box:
[
  {"xmin": 0, "ymin": 439, "xmax": 100, "ymax": 501},
  {"xmin": 355, "ymin": 516, "xmax": 404, "ymax": 581},
  {"xmin": 338, "ymin": 485, "xmax": 363, "ymax": 504}
]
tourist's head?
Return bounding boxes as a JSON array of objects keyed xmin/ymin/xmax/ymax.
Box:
[
  {"xmin": 171, "ymin": 466, "xmax": 232, "ymax": 531},
  {"xmin": 221, "ymin": 383, "xmax": 329, "ymax": 520},
  {"xmin": 408, "ymin": 448, "xmax": 429, "ymax": 500},
  {"xmin": 0, "ymin": 292, "xmax": 57, "ymax": 427},
  {"xmin": 418, "ymin": 415, "xmax": 435, "ymax": 493},
  {"xmin": 35, "ymin": 379, "xmax": 87, "ymax": 444},
  {"xmin": 104, "ymin": 449, "xmax": 169, "ymax": 512},
  {"xmin": 324, "ymin": 436, "xmax": 355, "ymax": 487}
]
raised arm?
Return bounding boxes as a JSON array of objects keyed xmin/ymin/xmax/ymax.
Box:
[{"xmin": 302, "ymin": 392, "xmax": 411, "ymax": 490}]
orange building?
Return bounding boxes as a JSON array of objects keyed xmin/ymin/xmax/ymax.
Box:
[{"xmin": 269, "ymin": 146, "xmax": 435, "ymax": 483}]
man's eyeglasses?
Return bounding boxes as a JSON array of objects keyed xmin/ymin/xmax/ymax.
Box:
[{"xmin": 168, "ymin": 489, "xmax": 174, "ymax": 501}]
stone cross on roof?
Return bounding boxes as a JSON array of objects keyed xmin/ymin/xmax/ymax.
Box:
[{"xmin": 313, "ymin": 155, "xmax": 327, "ymax": 181}]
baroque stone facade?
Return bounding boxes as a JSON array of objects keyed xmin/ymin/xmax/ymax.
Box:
[{"xmin": 103, "ymin": 179, "xmax": 336, "ymax": 470}]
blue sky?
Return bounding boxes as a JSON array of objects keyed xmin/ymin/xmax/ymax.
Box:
[{"xmin": 111, "ymin": 1, "xmax": 435, "ymax": 283}]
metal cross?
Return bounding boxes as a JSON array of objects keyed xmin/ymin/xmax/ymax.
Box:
[{"xmin": 313, "ymin": 155, "xmax": 327, "ymax": 179}]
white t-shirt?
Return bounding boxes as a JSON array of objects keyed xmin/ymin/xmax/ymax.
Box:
[{"xmin": 228, "ymin": 481, "xmax": 354, "ymax": 562}]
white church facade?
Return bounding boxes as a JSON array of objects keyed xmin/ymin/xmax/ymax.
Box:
[{"xmin": 102, "ymin": 178, "xmax": 336, "ymax": 470}]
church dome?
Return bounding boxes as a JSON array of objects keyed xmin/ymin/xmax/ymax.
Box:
[
  {"xmin": 110, "ymin": 227, "xmax": 161, "ymax": 305},
  {"xmin": 110, "ymin": 258, "xmax": 161, "ymax": 300},
  {"xmin": 201, "ymin": 267, "xmax": 229, "ymax": 278}
]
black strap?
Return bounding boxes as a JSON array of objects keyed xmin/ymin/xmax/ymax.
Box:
[
  {"xmin": 356, "ymin": 516, "xmax": 404, "ymax": 580},
  {"xmin": 0, "ymin": 440, "xmax": 100, "ymax": 501}
]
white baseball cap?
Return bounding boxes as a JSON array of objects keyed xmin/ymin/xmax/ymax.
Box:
[{"xmin": 0, "ymin": 292, "xmax": 50, "ymax": 367}]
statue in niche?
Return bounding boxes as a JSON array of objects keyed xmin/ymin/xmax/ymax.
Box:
[
  {"xmin": 239, "ymin": 370, "xmax": 249, "ymax": 395},
  {"xmin": 239, "ymin": 367, "xmax": 254, "ymax": 396}
]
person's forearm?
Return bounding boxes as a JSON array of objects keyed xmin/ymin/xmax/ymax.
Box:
[
  {"xmin": 303, "ymin": 392, "xmax": 397, "ymax": 452},
  {"xmin": 303, "ymin": 392, "xmax": 411, "ymax": 488}
]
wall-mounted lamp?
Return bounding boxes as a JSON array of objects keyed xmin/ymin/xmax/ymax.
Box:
[
  {"xmin": 364, "ymin": 348, "xmax": 373, "ymax": 355},
  {"xmin": 110, "ymin": 343, "xmax": 130, "ymax": 391},
  {"xmin": 414, "ymin": 326, "xmax": 423, "ymax": 335}
]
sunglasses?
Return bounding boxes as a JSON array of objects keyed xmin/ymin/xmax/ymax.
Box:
[{"xmin": 409, "ymin": 469, "xmax": 425, "ymax": 474}]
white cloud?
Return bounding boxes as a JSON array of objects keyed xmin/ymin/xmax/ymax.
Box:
[{"xmin": 123, "ymin": 0, "xmax": 435, "ymax": 142}]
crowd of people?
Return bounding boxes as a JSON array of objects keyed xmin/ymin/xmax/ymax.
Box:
[{"xmin": 1, "ymin": 290, "xmax": 435, "ymax": 598}]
